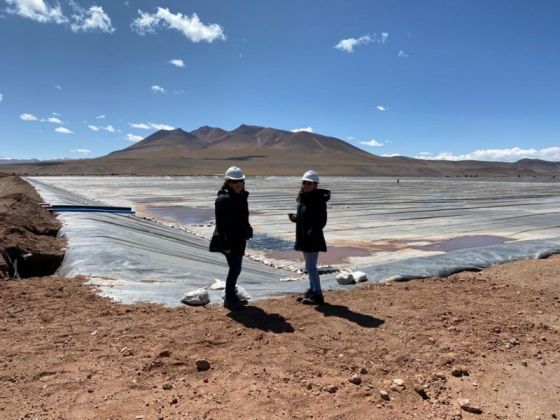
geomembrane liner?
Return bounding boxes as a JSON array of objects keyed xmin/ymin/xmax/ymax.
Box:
[{"xmin": 28, "ymin": 176, "xmax": 560, "ymax": 307}]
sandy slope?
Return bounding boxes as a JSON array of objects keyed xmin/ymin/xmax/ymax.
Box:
[{"xmin": 0, "ymin": 175, "xmax": 559, "ymax": 419}]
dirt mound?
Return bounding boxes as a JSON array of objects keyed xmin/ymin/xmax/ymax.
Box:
[{"xmin": 0, "ymin": 176, "xmax": 65, "ymax": 278}]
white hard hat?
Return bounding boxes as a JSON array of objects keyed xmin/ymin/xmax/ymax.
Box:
[
  {"xmin": 224, "ymin": 166, "xmax": 245, "ymax": 180},
  {"xmin": 301, "ymin": 170, "xmax": 319, "ymax": 183}
]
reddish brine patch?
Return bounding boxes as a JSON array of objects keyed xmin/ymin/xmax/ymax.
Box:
[
  {"xmin": 266, "ymin": 246, "xmax": 372, "ymax": 264},
  {"xmin": 419, "ymin": 235, "xmax": 509, "ymax": 252}
]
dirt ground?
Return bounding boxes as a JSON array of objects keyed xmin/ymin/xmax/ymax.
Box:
[{"xmin": 1, "ymin": 175, "xmax": 559, "ymax": 419}]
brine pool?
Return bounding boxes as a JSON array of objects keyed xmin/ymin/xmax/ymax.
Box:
[{"xmin": 28, "ymin": 176, "xmax": 560, "ymax": 306}]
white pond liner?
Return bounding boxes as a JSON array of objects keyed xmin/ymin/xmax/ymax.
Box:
[{"xmin": 27, "ymin": 177, "xmax": 560, "ymax": 307}]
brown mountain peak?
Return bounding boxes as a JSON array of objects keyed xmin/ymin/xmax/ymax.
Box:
[
  {"xmin": 113, "ymin": 127, "xmax": 205, "ymax": 154},
  {"xmin": 232, "ymin": 124, "xmax": 266, "ymax": 136},
  {"xmin": 190, "ymin": 126, "xmax": 229, "ymax": 143}
]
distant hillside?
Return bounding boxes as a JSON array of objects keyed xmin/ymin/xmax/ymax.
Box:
[
  {"xmin": 3, "ymin": 124, "xmax": 560, "ymax": 177},
  {"xmin": 0, "ymin": 159, "xmax": 39, "ymax": 165},
  {"xmin": 108, "ymin": 124, "xmax": 374, "ymax": 159},
  {"xmin": 118, "ymin": 129, "xmax": 205, "ymax": 152}
]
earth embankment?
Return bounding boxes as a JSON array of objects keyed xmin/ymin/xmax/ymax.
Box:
[{"xmin": 0, "ymin": 174, "xmax": 65, "ymax": 278}]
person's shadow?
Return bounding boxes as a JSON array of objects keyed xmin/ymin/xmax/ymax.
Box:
[
  {"xmin": 227, "ymin": 306, "xmax": 295, "ymax": 333},
  {"xmin": 315, "ymin": 303, "xmax": 384, "ymax": 328}
]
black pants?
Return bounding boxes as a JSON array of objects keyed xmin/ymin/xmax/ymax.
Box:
[{"xmin": 225, "ymin": 254, "xmax": 243, "ymax": 300}]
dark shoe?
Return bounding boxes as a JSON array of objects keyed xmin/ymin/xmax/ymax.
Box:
[
  {"xmin": 231, "ymin": 294, "xmax": 248, "ymax": 305},
  {"xmin": 235, "ymin": 295, "xmax": 249, "ymax": 305},
  {"xmin": 224, "ymin": 297, "xmax": 244, "ymax": 311},
  {"xmin": 296, "ymin": 289, "xmax": 313, "ymax": 302},
  {"xmin": 301, "ymin": 292, "xmax": 324, "ymax": 305}
]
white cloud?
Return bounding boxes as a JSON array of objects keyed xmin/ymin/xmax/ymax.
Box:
[
  {"xmin": 149, "ymin": 123, "xmax": 174, "ymax": 130},
  {"xmin": 376, "ymin": 105, "xmax": 387, "ymax": 111},
  {"xmin": 6, "ymin": 1, "xmax": 114, "ymax": 33},
  {"xmin": 398, "ymin": 50, "xmax": 409, "ymax": 58},
  {"xmin": 52, "ymin": 112, "xmax": 60, "ymax": 116},
  {"xmin": 291, "ymin": 127, "xmax": 314, "ymax": 133},
  {"xmin": 55, "ymin": 126, "xmax": 73, "ymax": 134},
  {"xmin": 360, "ymin": 139, "xmax": 384, "ymax": 147},
  {"xmin": 131, "ymin": 7, "xmax": 226, "ymax": 43},
  {"xmin": 382, "ymin": 153, "xmax": 401, "ymax": 157},
  {"xmin": 71, "ymin": 148, "xmax": 91, "ymax": 154},
  {"xmin": 151, "ymin": 84, "xmax": 166, "ymax": 94},
  {"xmin": 335, "ymin": 35, "xmax": 371, "ymax": 53},
  {"xmin": 70, "ymin": 4, "xmax": 115, "ymax": 33},
  {"xmin": 129, "ymin": 122, "xmax": 150, "ymax": 129},
  {"xmin": 415, "ymin": 147, "xmax": 560, "ymax": 162},
  {"xmin": 20, "ymin": 113, "xmax": 38, "ymax": 121},
  {"xmin": 168, "ymin": 58, "xmax": 185, "ymax": 68},
  {"xmin": 88, "ymin": 124, "xmax": 115, "ymax": 132},
  {"xmin": 0, "ymin": 93, "xmax": 3, "ymax": 103},
  {"xmin": 130, "ymin": 9, "xmax": 159, "ymax": 33},
  {"xmin": 335, "ymin": 33, "xmax": 389, "ymax": 53},
  {"xmin": 95, "ymin": 114, "xmax": 106, "ymax": 119},
  {"xmin": 54, "ymin": 84, "xmax": 62, "ymax": 90},
  {"xmin": 173, "ymin": 89, "xmax": 185, "ymax": 95},
  {"xmin": 6, "ymin": 0, "xmax": 67, "ymax": 24},
  {"xmin": 47, "ymin": 116, "xmax": 62, "ymax": 124},
  {"xmin": 129, "ymin": 122, "xmax": 175, "ymax": 130},
  {"xmin": 127, "ymin": 133, "xmax": 144, "ymax": 142}
]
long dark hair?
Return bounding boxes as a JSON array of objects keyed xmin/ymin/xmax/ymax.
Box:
[
  {"xmin": 297, "ymin": 182, "xmax": 317, "ymax": 202},
  {"xmin": 297, "ymin": 185, "xmax": 304, "ymax": 202},
  {"xmin": 222, "ymin": 180, "xmax": 245, "ymax": 193}
]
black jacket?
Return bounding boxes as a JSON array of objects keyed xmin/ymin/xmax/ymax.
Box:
[
  {"xmin": 292, "ymin": 188, "xmax": 330, "ymax": 252},
  {"xmin": 209, "ymin": 186, "xmax": 253, "ymax": 256}
]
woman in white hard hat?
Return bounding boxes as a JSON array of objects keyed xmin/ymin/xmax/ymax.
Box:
[
  {"xmin": 288, "ymin": 170, "xmax": 331, "ymax": 305},
  {"xmin": 209, "ymin": 166, "xmax": 253, "ymax": 310}
]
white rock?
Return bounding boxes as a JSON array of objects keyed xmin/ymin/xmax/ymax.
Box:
[
  {"xmin": 209, "ymin": 279, "xmax": 226, "ymax": 290},
  {"xmin": 235, "ymin": 286, "xmax": 251, "ymax": 301},
  {"xmin": 180, "ymin": 288, "xmax": 209, "ymax": 306},
  {"xmin": 336, "ymin": 272, "xmax": 355, "ymax": 285},
  {"xmin": 352, "ymin": 271, "xmax": 368, "ymax": 282},
  {"xmin": 279, "ymin": 277, "xmax": 306, "ymax": 282}
]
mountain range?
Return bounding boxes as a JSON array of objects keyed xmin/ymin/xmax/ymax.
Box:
[{"xmin": 2, "ymin": 124, "xmax": 559, "ymax": 177}]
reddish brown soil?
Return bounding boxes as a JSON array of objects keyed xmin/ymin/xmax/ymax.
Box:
[
  {"xmin": 0, "ymin": 174, "xmax": 65, "ymax": 278},
  {"xmin": 0, "ymin": 174, "xmax": 559, "ymax": 419}
]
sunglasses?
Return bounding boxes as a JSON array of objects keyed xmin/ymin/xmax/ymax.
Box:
[
  {"xmin": 302, "ymin": 181, "xmax": 315, "ymax": 186},
  {"xmin": 229, "ymin": 180, "xmax": 244, "ymax": 184}
]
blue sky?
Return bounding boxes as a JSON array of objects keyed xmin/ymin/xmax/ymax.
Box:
[{"xmin": 1, "ymin": 0, "xmax": 559, "ymax": 161}]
